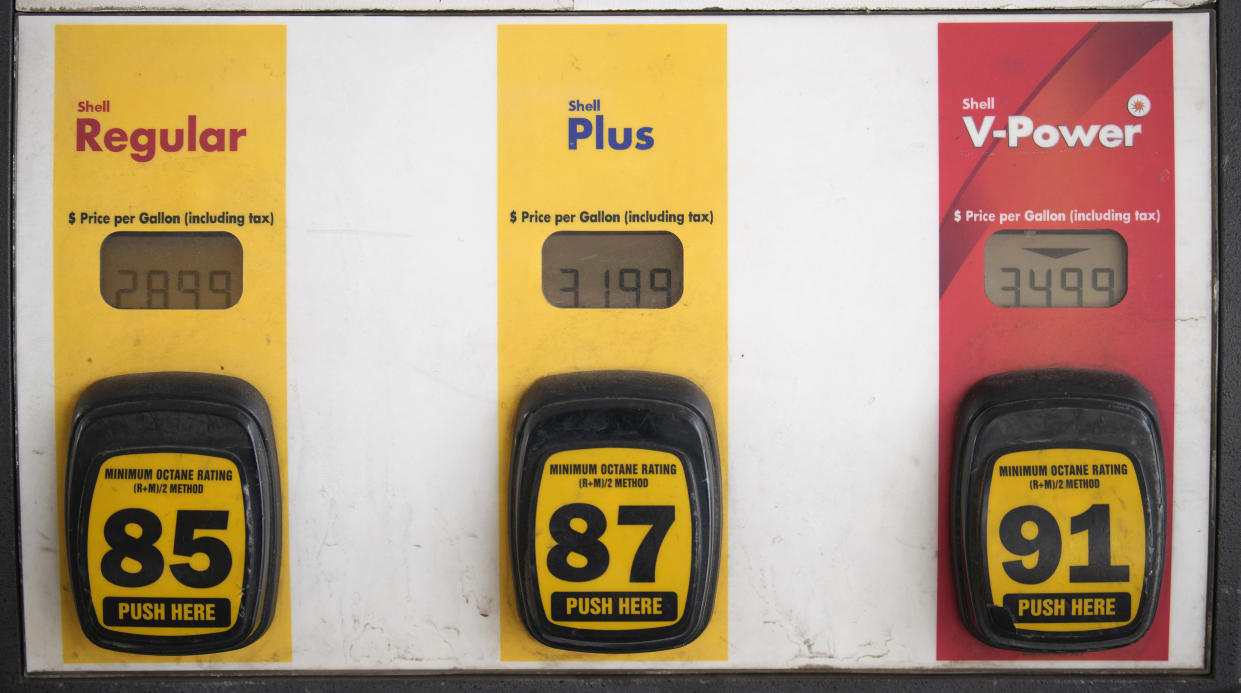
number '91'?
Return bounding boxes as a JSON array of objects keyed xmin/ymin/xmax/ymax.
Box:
[{"xmin": 998, "ymin": 503, "xmax": 1129, "ymax": 584}]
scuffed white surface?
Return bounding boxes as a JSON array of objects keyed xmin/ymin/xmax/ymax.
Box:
[
  {"xmin": 726, "ymin": 15, "xmax": 941, "ymax": 668},
  {"xmin": 1168, "ymin": 13, "xmax": 1215, "ymax": 671},
  {"xmin": 14, "ymin": 11, "xmax": 1214, "ymax": 673},
  {"xmin": 13, "ymin": 7, "xmax": 60, "ymax": 671},
  {"xmin": 285, "ymin": 17, "xmax": 501, "ymax": 668}
]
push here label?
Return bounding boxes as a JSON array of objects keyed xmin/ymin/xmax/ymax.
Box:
[
  {"xmin": 103, "ymin": 597, "xmax": 231, "ymax": 628},
  {"xmin": 551, "ymin": 592, "xmax": 678, "ymax": 621}
]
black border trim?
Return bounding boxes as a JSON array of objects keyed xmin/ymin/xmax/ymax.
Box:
[{"xmin": 3, "ymin": 4, "xmax": 1236, "ymax": 692}]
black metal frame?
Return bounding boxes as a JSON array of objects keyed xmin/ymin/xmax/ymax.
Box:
[{"xmin": 1, "ymin": 2, "xmax": 1235, "ymax": 690}]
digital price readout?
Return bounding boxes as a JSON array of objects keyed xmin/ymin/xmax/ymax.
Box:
[
  {"xmin": 542, "ymin": 231, "xmax": 684, "ymax": 309},
  {"xmin": 952, "ymin": 370, "xmax": 1165, "ymax": 652},
  {"xmin": 509, "ymin": 371, "xmax": 721, "ymax": 652},
  {"xmin": 100, "ymin": 232, "xmax": 242, "ymax": 310},
  {"xmin": 65, "ymin": 373, "xmax": 280, "ymax": 654},
  {"xmin": 983, "ymin": 230, "xmax": 1127, "ymax": 308}
]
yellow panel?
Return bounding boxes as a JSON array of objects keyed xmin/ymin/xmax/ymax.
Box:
[
  {"xmin": 498, "ymin": 24, "xmax": 728, "ymax": 661},
  {"xmin": 54, "ymin": 25, "xmax": 289, "ymax": 663}
]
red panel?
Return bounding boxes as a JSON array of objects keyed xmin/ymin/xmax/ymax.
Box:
[{"xmin": 936, "ymin": 22, "xmax": 1175, "ymax": 661}]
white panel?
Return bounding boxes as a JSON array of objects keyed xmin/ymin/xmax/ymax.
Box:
[
  {"xmin": 284, "ymin": 17, "xmax": 500, "ymax": 667},
  {"xmin": 14, "ymin": 15, "xmax": 62, "ymax": 673},
  {"xmin": 726, "ymin": 15, "xmax": 941, "ymax": 668},
  {"xmin": 1168, "ymin": 11, "xmax": 1214, "ymax": 667}
]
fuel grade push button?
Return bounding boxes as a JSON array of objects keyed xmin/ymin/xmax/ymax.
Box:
[
  {"xmin": 510, "ymin": 371, "xmax": 721, "ymax": 653},
  {"xmin": 66, "ymin": 372, "xmax": 280, "ymax": 655},
  {"xmin": 952, "ymin": 370, "xmax": 1165, "ymax": 652}
]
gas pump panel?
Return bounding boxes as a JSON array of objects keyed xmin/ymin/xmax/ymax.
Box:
[{"xmin": 8, "ymin": 8, "xmax": 1216, "ymax": 681}]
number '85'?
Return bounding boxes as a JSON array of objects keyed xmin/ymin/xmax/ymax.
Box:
[{"xmin": 100, "ymin": 508, "xmax": 232, "ymax": 589}]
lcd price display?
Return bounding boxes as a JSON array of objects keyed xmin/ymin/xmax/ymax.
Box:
[
  {"xmin": 542, "ymin": 231, "xmax": 683, "ymax": 309},
  {"xmin": 983, "ymin": 230, "xmax": 1127, "ymax": 308},
  {"xmin": 101, "ymin": 232, "xmax": 242, "ymax": 310}
]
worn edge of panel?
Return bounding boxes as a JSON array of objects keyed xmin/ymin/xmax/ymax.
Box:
[{"xmin": 6, "ymin": 1, "xmax": 1219, "ymax": 13}]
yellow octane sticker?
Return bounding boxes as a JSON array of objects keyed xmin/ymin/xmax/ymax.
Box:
[
  {"xmin": 985, "ymin": 448, "xmax": 1145, "ymax": 633},
  {"xmin": 535, "ymin": 448, "xmax": 691, "ymax": 630},
  {"xmin": 87, "ymin": 453, "xmax": 245, "ymax": 636}
]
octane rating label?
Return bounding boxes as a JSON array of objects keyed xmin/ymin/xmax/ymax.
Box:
[
  {"xmin": 985, "ymin": 449, "xmax": 1145, "ymax": 632},
  {"xmin": 534, "ymin": 447, "xmax": 690, "ymax": 630},
  {"xmin": 86, "ymin": 453, "xmax": 245, "ymax": 636}
]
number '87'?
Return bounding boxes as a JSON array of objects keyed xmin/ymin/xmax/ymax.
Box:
[{"xmin": 546, "ymin": 503, "xmax": 675, "ymax": 583}]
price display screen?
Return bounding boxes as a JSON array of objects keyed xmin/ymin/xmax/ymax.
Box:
[
  {"xmin": 541, "ymin": 231, "xmax": 683, "ymax": 309},
  {"xmin": 510, "ymin": 371, "xmax": 720, "ymax": 653},
  {"xmin": 66, "ymin": 373, "xmax": 280, "ymax": 655},
  {"xmin": 953, "ymin": 370, "xmax": 1165, "ymax": 652},
  {"xmin": 983, "ymin": 230, "xmax": 1126, "ymax": 308},
  {"xmin": 100, "ymin": 232, "xmax": 242, "ymax": 310}
]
